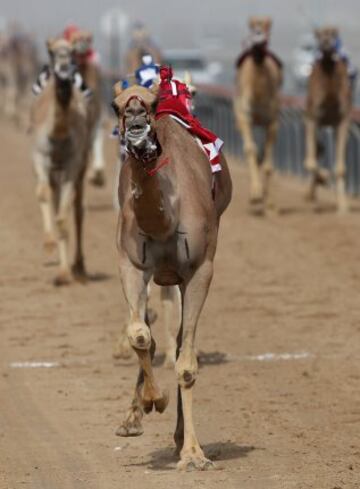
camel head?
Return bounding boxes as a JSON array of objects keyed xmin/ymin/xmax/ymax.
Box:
[
  {"xmin": 47, "ymin": 38, "xmax": 74, "ymax": 81},
  {"xmin": 112, "ymin": 83, "xmax": 160, "ymax": 162},
  {"xmin": 315, "ymin": 26, "xmax": 339, "ymax": 55},
  {"xmin": 69, "ymin": 30, "xmax": 93, "ymax": 57},
  {"xmin": 248, "ymin": 16, "xmax": 272, "ymax": 46}
]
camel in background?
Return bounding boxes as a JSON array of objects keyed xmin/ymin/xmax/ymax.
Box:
[
  {"xmin": 304, "ymin": 26, "xmax": 352, "ymax": 213},
  {"xmin": 112, "ymin": 83, "xmax": 232, "ymax": 470},
  {"xmin": 66, "ymin": 28, "xmax": 106, "ymax": 187},
  {"xmin": 125, "ymin": 23, "xmax": 162, "ymax": 74},
  {"xmin": 31, "ymin": 39, "xmax": 89, "ymax": 285},
  {"xmin": 234, "ymin": 16, "xmax": 282, "ymax": 212},
  {"xmin": 0, "ymin": 26, "xmax": 38, "ymax": 127}
]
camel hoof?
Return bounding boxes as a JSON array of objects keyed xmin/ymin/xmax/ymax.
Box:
[
  {"xmin": 143, "ymin": 389, "xmax": 169, "ymax": 414},
  {"xmin": 53, "ymin": 271, "xmax": 72, "ymax": 287},
  {"xmin": 89, "ymin": 169, "xmax": 106, "ymax": 187},
  {"xmin": 72, "ymin": 263, "xmax": 88, "ymax": 284},
  {"xmin": 177, "ymin": 456, "xmax": 215, "ymax": 472},
  {"xmin": 315, "ymin": 168, "xmax": 329, "ymax": 186},
  {"xmin": 116, "ymin": 421, "xmax": 144, "ymax": 437}
]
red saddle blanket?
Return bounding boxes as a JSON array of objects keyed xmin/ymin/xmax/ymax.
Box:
[{"xmin": 155, "ymin": 66, "xmax": 223, "ymax": 172}]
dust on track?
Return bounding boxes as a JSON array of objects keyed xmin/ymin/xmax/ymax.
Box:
[{"xmin": 0, "ymin": 120, "xmax": 359, "ymax": 489}]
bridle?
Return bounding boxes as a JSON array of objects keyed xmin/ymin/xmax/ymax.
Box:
[{"xmin": 120, "ymin": 94, "xmax": 168, "ymax": 174}]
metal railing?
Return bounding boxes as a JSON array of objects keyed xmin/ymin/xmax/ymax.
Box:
[{"xmin": 195, "ymin": 89, "xmax": 360, "ymax": 195}]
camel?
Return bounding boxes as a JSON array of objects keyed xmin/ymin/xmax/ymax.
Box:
[
  {"xmin": 67, "ymin": 28, "xmax": 106, "ymax": 187},
  {"xmin": 30, "ymin": 38, "xmax": 89, "ymax": 285},
  {"xmin": 112, "ymin": 83, "xmax": 232, "ymax": 470},
  {"xmin": 234, "ymin": 16, "xmax": 282, "ymax": 212},
  {"xmin": 304, "ymin": 26, "xmax": 352, "ymax": 213},
  {"xmin": 125, "ymin": 23, "xmax": 162, "ymax": 75},
  {"xmin": 0, "ymin": 28, "xmax": 38, "ymax": 127}
]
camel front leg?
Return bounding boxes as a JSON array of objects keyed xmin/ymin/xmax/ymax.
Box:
[
  {"xmin": 263, "ymin": 120, "xmax": 278, "ymax": 208},
  {"xmin": 72, "ymin": 178, "xmax": 87, "ymax": 281},
  {"xmin": 88, "ymin": 124, "xmax": 106, "ymax": 187},
  {"xmin": 161, "ymin": 286, "xmax": 179, "ymax": 368},
  {"xmin": 335, "ymin": 118, "xmax": 350, "ymax": 214},
  {"xmin": 33, "ymin": 153, "xmax": 56, "ymax": 252},
  {"xmin": 116, "ymin": 251, "xmax": 168, "ymax": 437},
  {"xmin": 237, "ymin": 115, "xmax": 262, "ymax": 204},
  {"xmin": 304, "ymin": 117, "xmax": 328, "ymax": 201},
  {"xmin": 176, "ymin": 260, "xmax": 214, "ymax": 471},
  {"xmin": 54, "ymin": 181, "xmax": 74, "ymax": 286}
]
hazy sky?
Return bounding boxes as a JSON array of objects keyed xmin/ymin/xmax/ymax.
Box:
[{"xmin": 0, "ymin": 0, "xmax": 359, "ymax": 65}]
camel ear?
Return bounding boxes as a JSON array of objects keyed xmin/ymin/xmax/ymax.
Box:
[
  {"xmin": 314, "ymin": 28, "xmax": 321, "ymax": 39},
  {"xmin": 113, "ymin": 82, "xmax": 123, "ymax": 97},
  {"xmin": 264, "ymin": 17, "xmax": 272, "ymax": 32},
  {"xmin": 46, "ymin": 37, "xmax": 55, "ymax": 54},
  {"xmin": 183, "ymin": 71, "xmax": 192, "ymax": 85},
  {"xmin": 248, "ymin": 17, "xmax": 256, "ymax": 29}
]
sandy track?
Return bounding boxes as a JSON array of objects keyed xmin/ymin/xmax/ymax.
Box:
[{"xmin": 0, "ymin": 120, "xmax": 359, "ymax": 488}]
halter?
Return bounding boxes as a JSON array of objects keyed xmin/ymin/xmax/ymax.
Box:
[{"xmin": 122, "ymin": 94, "xmax": 169, "ymax": 175}]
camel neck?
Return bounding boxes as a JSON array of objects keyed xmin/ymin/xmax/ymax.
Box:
[
  {"xmin": 52, "ymin": 77, "xmax": 73, "ymax": 139},
  {"xmin": 320, "ymin": 52, "xmax": 336, "ymax": 75},
  {"xmin": 55, "ymin": 77, "xmax": 72, "ymax": 108},
  {"xmin": 251, "ymin": 44, "xmax": 267, "ymax": 65},
  {"xmin": 130, "ymin": 158, "xmax": 177, "ymax": 240}
]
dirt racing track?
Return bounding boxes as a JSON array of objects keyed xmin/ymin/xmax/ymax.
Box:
[{"xmin": 0, "ymin": 119, "xmax": 360, "ymax": 489}]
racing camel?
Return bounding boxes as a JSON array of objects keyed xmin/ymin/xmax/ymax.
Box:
[
  {"xmin": 65, "ymin": 26, "xmax": 106, "ymax": 187},
  {"xmin": 112, "ymin": 77, "xmax": 232, "ymax": 470},
  {"xmin": 304, "ymin": 26, "xmax": 352, "ymax": 213},
  {"xmin": 234, "ymin": 16, "xmax": 282, "ymax": 212},
  {"xmin": 31, "ymin": 38, "xmax": 89, "ymax": 285},
  {"xmin": 125, "ymin": 22, "xmax": 162, "ymax": 75}
]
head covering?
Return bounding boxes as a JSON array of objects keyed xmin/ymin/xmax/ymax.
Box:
[{"xmin": 63, "ymin": 23, "xmax": 80, "ymax": 42}]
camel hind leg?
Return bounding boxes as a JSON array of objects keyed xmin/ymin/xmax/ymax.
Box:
[
  {"xmin": 237, "ymin": 114, "xmax": 263, "ymax": 206},
  {"xmin": 33, "ymin": 153, "xmax": 56, "ymax": 253},
  {"xmin": 161, "ymin": 286, "xmax": 179, "ymax": 368},
  {"xmin": 263, "ymin": 120, "xmax": 278, "ymax": 209},
  {"xmin": 335, "ymin": 118, "xmax": 350, "ymax": 214},
  {"xmin": 72, "ymin": 176, "xmax": 87, "ymax": 282},
  {"xmin": 54, "ymin": 181, "xmax": 74, "ymax": 286},
  {"xmin": 88, "ymin": 124, "xmax": 106, "ymax": 187},
  {"xmin": 175, "ymin": 260, "xmax": 214, "ymax": 471}
]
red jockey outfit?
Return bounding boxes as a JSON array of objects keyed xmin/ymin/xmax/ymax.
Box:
[
  {"xmin": 155, "ymin": 66, "xmax": 223, "ymax": 172},
  {"xmin": 63, "ymin": 24, "xmax": 100, "ymax": 65}
]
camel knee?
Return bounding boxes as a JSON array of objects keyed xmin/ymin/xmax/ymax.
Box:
[
  {"xmin": 127, "ymin": 322, "xmax": 151, "ymax": 350},
  {"xmin": 304, "ymin": 157, "xmax": 317, "ymax": 172},
  {"xmin": 176, "ymin": 351, "xmax": 198, "ymax": 388},
  {"xmin": 36, "ymin": 182, "xmax": 51, "ymax": 202},
  {"xmin": 244, "ymin": 143, "xmax": 257, "ymax": 162},
  {"xmin": 335, "ymin": 163, "xmax": 346, "ymax": 179},
  {"xmin": 56, "ymin": 216, "xmax": 68, "ymax": 239}
]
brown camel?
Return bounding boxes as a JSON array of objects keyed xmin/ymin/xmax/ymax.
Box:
[
  {"xmin": 304, "ymin": 26, "xmax": 352, "ymax": 213},
  {"xmin": 234, "ymin": 16, "xmax": 282, "ymax": 211},
  {"xmin": 112, "ymin": 83, "xmax": 232, "ymax": 470},
  {"xmin": 68, "ymin": 29, "xmax": 106, "ymax": 187},
  {"xmin": 125, "ymin": 24, "xmax": 162, "ymax": 74},
  {"xmin": 30, "ymin": 38, "xmax": 89, "ymax": 285}
]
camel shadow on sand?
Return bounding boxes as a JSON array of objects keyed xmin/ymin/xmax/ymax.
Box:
[{"xmin": 125, "ymin": 442, "xmax": 257, "ymax": 471}]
